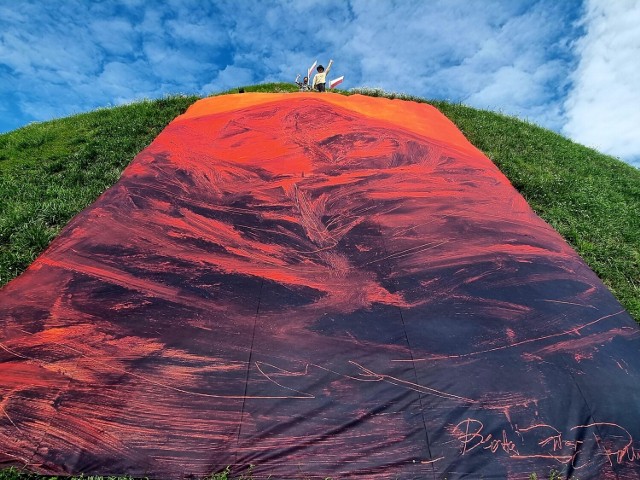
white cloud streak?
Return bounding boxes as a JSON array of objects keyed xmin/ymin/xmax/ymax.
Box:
[{"xmin": 563, "ymin": 0, "xmax": 640, "ymax": 167}]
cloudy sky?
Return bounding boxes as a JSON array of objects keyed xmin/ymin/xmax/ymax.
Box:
[{"xmin": 1, "ymin": 0, "xmax": 638, "ymax": 167}]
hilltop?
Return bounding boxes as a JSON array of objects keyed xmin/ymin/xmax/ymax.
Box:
[{"xmin": 0, "ymin": 82, "xmax": 638, "ymax": 323}]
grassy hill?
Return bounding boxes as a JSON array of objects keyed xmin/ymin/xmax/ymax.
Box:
[
  {"xmin": 0, "ymin": 84, "xmax": 639, "ymax": 480},
  {"xmin": 1, "ymin": 82, "xmax": 638, "ymax": 331}
]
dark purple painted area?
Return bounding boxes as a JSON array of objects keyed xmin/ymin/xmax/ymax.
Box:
[{"xmin": 1, "ymin": 94, "xmax": 639, "ymax": 479}]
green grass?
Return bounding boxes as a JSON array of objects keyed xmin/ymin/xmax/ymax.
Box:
[
  {"xmin": 1, "ymin": 82, "xmax": 638, "ymax": 321},
  {"xmin": 228, "ymin": 82, "xmax": 300, "ymax": 94},
  {"xmin": 529, "ymin": 470, "xmax": 579, "ymax": 480},
  {"xmin": 0, "ymin": 466, "xmax": 574, "ymax": 480},
  {"xmin": 0, "ymin": 466, "xmax": 249, "ymax": 480},
  {"xmin": 0, "ymin": 466, "xmax": 138, "ymax": 480},
  {"xmin": 0, "ymin": 465, "xmax": 333, "ymax": 480}
]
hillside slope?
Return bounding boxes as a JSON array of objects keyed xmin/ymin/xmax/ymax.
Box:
[
  {"xmin": 1, "ymin": 91, "xmax": 639, "ymax": 480},
  {"xmin": 0, "ymin": 83, "xmax": 638, "ymax": 325}
]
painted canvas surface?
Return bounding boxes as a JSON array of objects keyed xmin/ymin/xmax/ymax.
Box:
[{"xmin": 1, "ymin": 93, "xmax": 639, "ymax": 479}]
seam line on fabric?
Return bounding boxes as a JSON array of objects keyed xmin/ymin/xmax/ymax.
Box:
[
  {"xmin": 233, "ymin": 279, "xmax": 265, "ymax": 467},
  {"xmin": 377, "ymin": 222, "xmax": 436, "ymax": 480}
]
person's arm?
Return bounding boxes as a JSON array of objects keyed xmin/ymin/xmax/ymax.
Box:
[
  {"xmin": 312, "ymin": 73, "xmax": 318, "ymax": 88},
  {"xmin": 325, "ymin": 59, "xmax": 333, "ymax": 75}
]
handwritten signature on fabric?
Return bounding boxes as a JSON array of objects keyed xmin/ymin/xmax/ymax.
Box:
[{"xmin": 452, "ymin": 418, "xmax": 640, "ymax": 468}]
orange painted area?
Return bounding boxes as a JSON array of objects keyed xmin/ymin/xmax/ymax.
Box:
[{"xmin": 175, "ymin": 93, "xmax": 480, "ymax": 157}]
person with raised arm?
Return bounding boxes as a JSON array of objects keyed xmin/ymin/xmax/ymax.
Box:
[
  {"xmin": 312, "ymin": 59, "xmax": 333, "ymax": 92},
  {"xmin": 294, "ymin": 74, "xmax": 312, "ymax": 91}
]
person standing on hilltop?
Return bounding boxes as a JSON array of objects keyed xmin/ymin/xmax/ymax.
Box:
[
  {"xmin": 295, "ymin": 74, "xmax": 312, "ymax": 91},
  {"xmin": 312, "ymin": 59, "xmax": 333, "ymax": 92}
]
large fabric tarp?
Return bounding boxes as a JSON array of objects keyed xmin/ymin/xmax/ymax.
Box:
[{"xmin": 1, "ymin": 93, "xmax": 639, "ymax": 479}]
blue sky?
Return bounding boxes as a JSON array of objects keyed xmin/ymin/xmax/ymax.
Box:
[{"xmin": 1, "ymin": 0, "xmax": 638, "ymax": 167}]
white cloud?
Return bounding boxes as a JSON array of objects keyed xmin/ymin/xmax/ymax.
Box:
[
  {"xmin": 89, "ymin": 18, "xmax": 139, "ymax": 56},
  {"xmin": 467, "ymin": 66, "xmax": 540, "ymax": 106},
  {"xmin": 334, "ymin": 0, "xmax": 577, "ymax": 133},
  {"xmin": 202, "ymin": 65, "xmax": 255, "ymax": 93},
  {"xmin": 563, "ymin": 0, "xmax": 640, "ymax": 166},
  {"xmin": 98, "ymin": 61, "xmax": 154, "ymax": 97},
  {"xmin": 165, "ymin": 19, "xmax": 229, "ymax": 47}
]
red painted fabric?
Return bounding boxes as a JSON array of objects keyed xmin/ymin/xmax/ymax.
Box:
[{"xmin": 1, "ymin": 94, "xmax": 639, "ymax": 479}]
